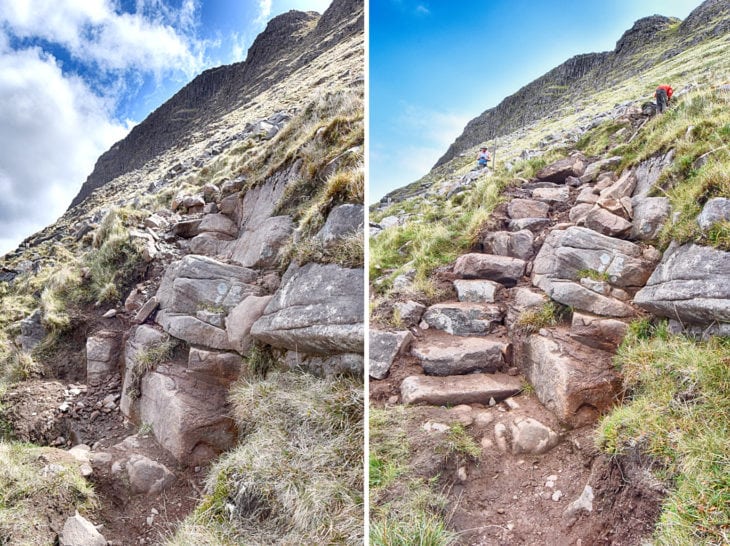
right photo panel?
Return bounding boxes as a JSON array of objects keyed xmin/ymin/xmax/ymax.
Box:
[{"xmin": 368, "ymin": 1, "xmax": 730, "ymax": 544}]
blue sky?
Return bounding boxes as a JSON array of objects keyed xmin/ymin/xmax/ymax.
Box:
[
  {"xmin": 0, "ymin": 0, "xmax": 331, "ymax": 255},
  {"xmin": 370, "ymin": 0, "xmax": 704, "ymax": 201}
]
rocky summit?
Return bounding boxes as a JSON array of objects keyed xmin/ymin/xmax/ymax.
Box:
[
  {"xmin": 0, "ymin": 0, "xmax": 364, "ymax": 544},
  {"xmin": 370, "ymin": 0, "xmax": 730, "ymax": 543}
]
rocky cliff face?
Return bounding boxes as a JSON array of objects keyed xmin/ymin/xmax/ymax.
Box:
[
  {"xmin": 435, "ymin": 0, "xmax": 729, "ymax": 168},
  {"xmin": 70, "ymin": 0, "xmax": 364, "ymax": 208}
]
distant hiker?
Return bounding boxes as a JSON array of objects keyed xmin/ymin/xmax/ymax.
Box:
[
  {"xmin": 477, "ymin": 147, "xmax": 491, "ymax": 168},
  {"xmin": 655, "ymin": 84, "xmax": 673, "ymax": 113}
]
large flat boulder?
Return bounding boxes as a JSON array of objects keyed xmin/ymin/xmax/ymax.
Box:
[
  {"xmin": 422, "ymin": 302, "xmax": 503, "ymax": 336},
  {"xmin": 227, "ymin": 215, "xmax": 294, "ymax": 269},
  {"xmin": 507, "ymin": 199, "xmax": 549, "ymax": 219},
  {"xmin": 251, "ymin": 262, "xmax": 364, "ymax": 354},
  {"xmin": 411, "ymin": 336, "xmax": 509, "ymax": 376},
  {"xmin": 156, "ymin": 255, "xmax": 260, "ymax": 315},
  {"xmin": 401, "ymin": 373, "xmax": 522, "ymax": 405},
  {"xmin": 516, "ymin": 332, "xmax": 621, "ymax": 427},
  {"xmin": 532, "ymin": 226, "xmax": 659, "ymax": 290},
  {"xmin": 634, "ymin": 243, "xmax": 730, "ymax": 324},
  {"xmin": 454, "ymin": 253, "xmax": 526, "ymax": 287},
  {"xmin": 536, "ymin": 155, "xmax": 586, "ymax": 183}
]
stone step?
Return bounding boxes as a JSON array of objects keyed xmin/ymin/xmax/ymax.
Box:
[
  {"xmin": 515, "ymin": 331, "xmax": 621, "ymax": 428},
  {"xmin": 411, "ymin": 335, "xmax": 510, "ymax": 376},
  {"xmin": 453, "ymin": 253, "xmax": 526, "ymax": 287},
  {"xmin": 453, "ymin": 279, "xmax": 504, "ymax": 303},
  {"xmin": 400, "ymin": 373, "xmax": 522, "ymax": 406},
  {"xmin": 422, "ymin": 301, "xmax": 504, "ymax": 336}
]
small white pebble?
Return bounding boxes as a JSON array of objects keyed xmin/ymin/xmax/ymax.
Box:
[{"xmin": 552, "ymin": 490, "xmax": 563, "ymax": 502}]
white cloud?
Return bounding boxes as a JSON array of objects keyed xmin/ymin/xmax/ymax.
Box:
[
  {"xmin": 415, "ymin": 4, "xmax": 430, "ymax": 15},
  {"xmin": 255, "ymin": 0, "xmax": 273, "ymax": 26},
  {"xmin": 371, "ymin": 103, "xmax": 470, "ymax": 201},
  {"xmin": 0, "ymin": 44, "xmax": 129, "ymax": 255},
  {"xmin": 0, "ymin": 0, "xmax": 205, "ymax": 76}
]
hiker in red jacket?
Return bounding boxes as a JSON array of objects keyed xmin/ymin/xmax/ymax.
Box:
[{"xmin": 655, "ymin": 84, "xmax": 673, "ymax": 113}]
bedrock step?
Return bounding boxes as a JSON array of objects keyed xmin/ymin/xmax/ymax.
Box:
[
  {"xmin": 422, "ymin": 301, "xmax": 504, "ymax": 336},
  {"xmin": 411, "ymin": 335, "xmax": 510, "ymax": 375},
  {"xmin": 400, "ymin": 373, "xmax": 522, "ymax": 406}
]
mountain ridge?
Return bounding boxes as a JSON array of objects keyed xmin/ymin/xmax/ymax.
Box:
[
  {"xmin": 70, "ymin": 0, "xmax": 363, "ymax": 209},
  {"xmin": 434, "ymin": 0, "xmax": 729, "ymax": 169}
]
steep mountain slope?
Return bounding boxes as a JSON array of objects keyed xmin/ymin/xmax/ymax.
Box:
[
  {"xmin": 370, "ymin": 1, "xmax": 730, "ymax": 543},
  {"xmin": 71, "ymin": 0, "xmax": 363, "ymax": 208},
  {"xmin": 434, "ymin": 0, "xmax": 729, "ymax": 168},
  {"xmin": 0, "ymin": 1, "xmax": 364, "ymax": 544}
]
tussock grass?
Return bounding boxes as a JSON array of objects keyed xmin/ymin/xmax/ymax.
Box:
[
  {"xmin": 39, "ymin": 266, "xmax": 82, "ymax": 333},
  {"xmin": 86, "ymin": 209, "xmax": 143, "ymax": 305},
  {"xmin": 370, "ymin": 407, "xmax": 459, "ymax": 546},
  {"xmin": 0, "ymin": 441, "xmax": 97, "ymax": 544},
  {"xmin": 370, "ymin": 172, "xmax": 504, "ymax": 297},
  {"xmin": 172, "ymin": 371, "xmax": 363, "ymax": 545},
  {"xmin": 516, "ymin": 302, "xmax": 560, "ymax": 333},
  {"xmin": 597, "ymin": 322, "xmax": 730, "ymax": 545},
  {"xmin": 285, "ymin": 232, "xmax": 364, "ymax": 269}
]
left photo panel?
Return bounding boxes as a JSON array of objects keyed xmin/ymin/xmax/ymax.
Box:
[{"xmin": 0, "ymin": 0, "xmax": 365, "ymax": 544}]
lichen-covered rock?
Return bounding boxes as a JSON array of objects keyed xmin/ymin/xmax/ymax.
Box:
[
  {"xmin": 634, "ymin": 242, "xmax": 730, "ymax": 324},
  {"xmin": 697, "ymin": 197, "xmax": 730, "ymax": 230},
  {"xmin": 422, "ymin": 302, "xmax": 503, "ymax": 336},
  {"xmin": 631, "ymin": 197, "xmax": 670, "ymax": 240},
  {"xmin": 315, "ymin": 203, "xmax": 364, "ymax": 244},
  {"xmin": 86, "ymin": 331, "xmax": 121, "ymax": 386},
  {"xmin": 156, "ymin": 255, "xmax": 260, "ymax": 315},
  {"xmin": 453, "ymin": 279, "xmax": 504, "ymax": 303},
  {"xmin": 533, "ymin": 227, "xmax": 659, "ymax": 290},
  {"xmin": 251, "ymin": 262, "xmax": 364, "ymax": 354}
]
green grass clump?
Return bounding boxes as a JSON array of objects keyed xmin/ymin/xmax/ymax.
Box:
[
  {"xmin": 86, "ymin": 209, "xmax": 143, "ymax": 305},
  {"xmin": 370, "ymin": 407, "xmax": 458, "ymax": 546},
  {"xmin": 516, "ymin": 301, "xmax": 561, "ymax": 333},
  {"xmin": 171, "ymin": 371, "xmax": 363, "ymax": 545},
  {"xmin": 244, "ymin": 342, "xmax": 279, "ymax": 379},
  {"xmin": 576, "ymin": 268, "xmax": 611, "ymax": 282},
  {"xmin": 0, "ymin": 441, "xmax": 97, "ymax": 544},
  {"xmin": 444, "ymin": 423, "xmax": 481, "ymax": 459},
  {"xmin": 286, "ymin": 232, "xmax": 364, "ymax": 269},
  {"xmin": 597, "ymin": 324, "xmax": 730, "ymax": 545},
  {"xmin": 370, "ymin": 515, "xmax": 458, "ymax": 546}
]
